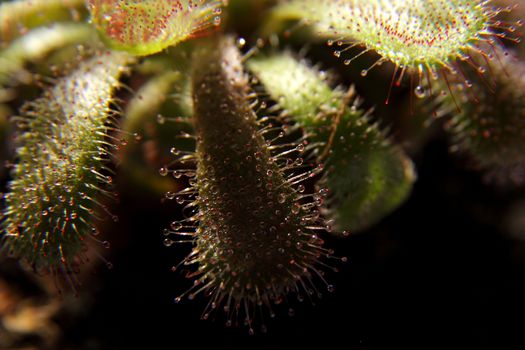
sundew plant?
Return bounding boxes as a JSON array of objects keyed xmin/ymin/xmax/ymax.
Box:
[{"xmin": 0, "ymin": 0, "xmax": 524, "ymax": 348}]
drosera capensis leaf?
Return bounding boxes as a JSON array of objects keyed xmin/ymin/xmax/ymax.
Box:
[
  {"xmin": 165, "ymin": 36, "xmax": 338, "ymax": 333},
  {"xmin": 272, "ymin": 0, "xmax": 522, "ymax": 98},
  {"xmin": 0, "ymin": 23, "xmax": 96, "ymax": 85},
  {"xmin": 443, "ymin": 48, "xmax": 525, "ymax": 186},
  {"xmin": 121, "ymin": 69, "xmax": 194, "ymax": 196},
  {"xmin": 1, "ymin": 51, "xmax": 134, "ymax": 278},
  {"xmin": 88, "ymin": 0, "xmax": 225, "ymax": 56},
  {"xmin": 0, "ymin": 0, "xmax": 88, "ymax": 46},
  {"xmin": 123, "ymin": 71, "xmax": 185, "ymax": 134},
  {"xmin": 248, "ymin": 52, "xmax": 416, "ymax": 233}
]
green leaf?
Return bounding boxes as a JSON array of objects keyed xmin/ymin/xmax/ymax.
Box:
[
  {"xmin": 121, "ymin": 69, "xmax": 194, "ymax": 196},
  {"xmin": 168, "ymin": 37, "xmax": 331, "ymax": 328},
  {"xmin": 2, "ymin": 51, "xmax": 133, "ymax": 271},
  {"xmin": 88, "ymin": 0, "xmax": 224, "ymax": 56},
  {"xmin": 272, "ymin": 0, "xmax": 520, "ymax": 96},
  {"xmin": 444, "ymin": 48, "xmax": 525, "ymax": 185},
  {"xmin": 0, "ymin": 23, "xmax": 96, "ymax": 85},
  {"xmin": 0, "ymin": 0, "xmax": 88, "ymax": 45},
  {"xmin": 248, "ymin": 52, "xmax": 416, "ymax": 233}
]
